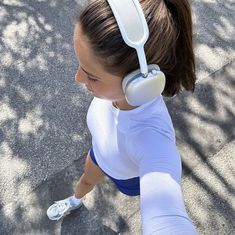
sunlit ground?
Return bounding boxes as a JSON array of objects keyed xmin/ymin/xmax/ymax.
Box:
[{"xmin": 0, "ymin": 0, "xmax": 234, "ymax": 234}]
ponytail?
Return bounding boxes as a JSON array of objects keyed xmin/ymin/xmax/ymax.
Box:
[{"xmin": 161, "ymin": 0, "xmax": 196, "ymax": 96}]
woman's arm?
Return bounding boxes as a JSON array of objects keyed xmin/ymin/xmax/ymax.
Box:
[
  {"xmin": 140, "ymin": 171, "xmax": 199, "ymax": 234},
  {"xmin": 134, "ymin": 130, "xmax": 199, "ymax": 234}
]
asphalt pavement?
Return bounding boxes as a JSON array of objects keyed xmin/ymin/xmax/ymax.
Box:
[{"xmin": 0, "ymin": 0, "xmax": 234, "ymax": 234}]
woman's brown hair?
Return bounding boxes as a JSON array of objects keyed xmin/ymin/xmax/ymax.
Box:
[{"xmin": 77, "ymin": 0, "xmax": 196, "ymax": 97}]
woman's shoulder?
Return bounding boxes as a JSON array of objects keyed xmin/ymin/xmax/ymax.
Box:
[
  {"xmin": 128, "ymin": 98, "xmax": 176, "ymax": 141},
  {"xmin": 127, "ymin": 124, "xmax": 179, "ymax": 164}
]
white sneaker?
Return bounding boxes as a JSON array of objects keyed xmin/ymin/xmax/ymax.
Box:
[{"xmin": 47, "ymin": 196, "xmax": 83, "ymax": 221}]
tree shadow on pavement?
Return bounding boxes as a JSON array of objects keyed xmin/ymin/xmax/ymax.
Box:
[
  {"xmin": 0, "ymin": 0, "xmax": 234, "ymax": 234},
  {"xmin": 61, "ymin": 181, "xmax": 130, "ymax": 235},
  {"xmin": 165, "ymin": 1, "xmax": 235, "ymax": 233}
]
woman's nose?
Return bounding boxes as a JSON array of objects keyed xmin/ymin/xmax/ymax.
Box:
[{"xmin": 75, "ymin": 68, "xmax": 87, "ymax": 84}]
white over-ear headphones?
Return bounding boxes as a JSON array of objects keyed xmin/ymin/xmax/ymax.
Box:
[{"xmin": 107, "ymin": 0, "xmax": 166, "ymax": 106}]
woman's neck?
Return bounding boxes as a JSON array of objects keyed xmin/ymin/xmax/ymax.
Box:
[{"xmin": 112, "ymin": 99, "xmax": 137, "ymax": 110}]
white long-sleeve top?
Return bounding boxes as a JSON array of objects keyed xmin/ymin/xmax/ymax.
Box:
[{"xmin": 87, "ymin": 96, "xmax": 198, "ymax": 235}]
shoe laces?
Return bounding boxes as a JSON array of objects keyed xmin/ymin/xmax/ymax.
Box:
[{"xmin": 54, "ymin": 201, "xmax": 69, "ymax": 214}]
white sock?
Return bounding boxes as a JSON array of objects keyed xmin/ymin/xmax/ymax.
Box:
[{"xmin": 69, "ymin": 195, "xmax": 82, "ymax": 206}]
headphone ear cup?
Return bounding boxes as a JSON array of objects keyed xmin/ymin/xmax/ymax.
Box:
[{"xmin": 122, "ymin": 64, "xmax": 166, "ymax": 106}]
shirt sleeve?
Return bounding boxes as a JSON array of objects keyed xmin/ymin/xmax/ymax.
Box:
[{"xmin": 130, "ymin": 129, "xmax": 199, "ymax": 235}]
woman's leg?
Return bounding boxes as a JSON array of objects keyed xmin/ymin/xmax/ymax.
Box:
[
  {"xmin": 47, "ymin": 151, "xmax": 104, "ymax": 220},
  {"xmin": 74, "ymin": 150, "xmax": 105, "ymax": 199}
]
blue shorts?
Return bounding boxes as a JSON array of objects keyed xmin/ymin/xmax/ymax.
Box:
[{"xmin": 89, "ymin": 147, "xmax": 140, "ymax": 196}]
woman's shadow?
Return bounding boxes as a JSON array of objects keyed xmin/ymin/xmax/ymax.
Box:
[
  {"xmin": 60, "ymin": 182, "xmax": 130, "ymax": 235},
  {"xmin": 61, "ymin": 206, "xmax": 120, "ymax": 235}
]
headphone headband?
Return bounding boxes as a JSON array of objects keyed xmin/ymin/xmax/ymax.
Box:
[
  {"xmin": 107, "ymin": 0, "xmax": 149, "ymax": 77},
  {"xmin": 107, "ymin": 0, "xmax": 166, "ymax": 106}
]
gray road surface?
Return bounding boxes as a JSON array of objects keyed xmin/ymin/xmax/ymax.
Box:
[{"xmin": 0, "ymin": 0, "xmax": 234, "ymax": 234}]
